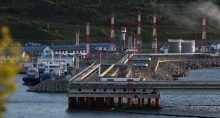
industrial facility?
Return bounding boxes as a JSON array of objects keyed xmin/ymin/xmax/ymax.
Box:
[
  {"xmin": 61, "ymin": 7, "xmax": 220, "ymax": 110},
  {"xmin": 18, "ymin": 8, "xmax": 220, "ymax": 111},
  {"xmin": 5, "ymin": 1, "xmax": 220, "ymax": 118}
]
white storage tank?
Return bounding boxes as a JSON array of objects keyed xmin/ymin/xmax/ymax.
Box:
[
  {"xmin": 181, "ymin": 40, "xmax": 195, "ymax": 53},
  {"xmin": 168, "ymin": 39, "xmax": 182, "ymax": 53}
]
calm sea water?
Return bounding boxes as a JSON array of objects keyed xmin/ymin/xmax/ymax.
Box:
[{"xmin": 5, "ymin": 68, "xmax": 220, "ymax": 118}]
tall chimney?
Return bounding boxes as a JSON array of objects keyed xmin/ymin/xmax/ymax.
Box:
[
  {"xmin": 152, "ymin": 14, "xmax": 157, "ymax": 53},
  {"xmin": 109, "ymin": 12, "xmax": 115, "ymax": 51},
  {"xmin": 136, "ymin": 10, "xmax": 142, "ymax": 52},
  {"xmin": 201, "ymin": 17, "xmax": 206, "ymax": 53},
  {"xmin": 127, "ymin": 17, "xmax": 133, "ymax": 49},
  {"xmin": 75, "ymin": 31, "xmax": 80, "ymax": 74},
  {"xmin": 121, "ymin": 27, "xmax": 127, "ymax": 49},
  {"xmin": 86, "ymin": 22, "xmax": 90, "ymax": 64}
]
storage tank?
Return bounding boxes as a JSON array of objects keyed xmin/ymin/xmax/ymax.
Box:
[
  {"xmin": 168, "ymin": 39, "xmax": 182, "ymax": 53},
  {"xmin": 181, "ymin": 40, "xmax": 195, "ymax": 53}
]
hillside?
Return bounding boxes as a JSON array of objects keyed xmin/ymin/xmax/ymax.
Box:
[{"xmin": 1, "ymin": 0, "xmax": 220, "ymax": 46}]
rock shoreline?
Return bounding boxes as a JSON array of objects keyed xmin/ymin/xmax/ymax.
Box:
[{"xmin": 27, "ymin": 79, "xmax": 68, "ymax": 92}]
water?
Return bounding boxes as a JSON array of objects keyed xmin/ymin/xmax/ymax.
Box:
[
  {"xmin": 179, "ymin": 68, "xmax": 220, "ymax": 81},
  {"xmin": 5, "ymin": 68, "xmax": 220, "ymax": 118}
]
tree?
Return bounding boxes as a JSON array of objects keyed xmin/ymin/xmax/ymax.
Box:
[{"xmin": 0, "ymin": 26, "xmax": 20, "ymax": 118}]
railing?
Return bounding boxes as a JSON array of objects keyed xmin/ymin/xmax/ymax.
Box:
[
  {"xmin": 134, "ymin": 53, "xmax": 203, "ymax": 56},
  {"xmin": 76, "ymin": 64, "xmax": 100, "ymax": 81},
  {"xmin": 111, "ymin": 69, "xmax": 119, "ymax": 77},
  {"xmin": 100, "ymin": 64, "xmax": 114, "ymax": 77},
  {"xmin": 117, "ymin": 54, "xmax": 129, "ymax": 64},
  {"xmin": 68, "ymin": 81, "xmax": 220, "ymax": 89},
  {"xmin": 69, "ymin": 63, "xmax": 100, "ymax": 81}
]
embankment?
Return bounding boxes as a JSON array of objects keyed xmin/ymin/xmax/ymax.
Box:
[{"xmin": 27, "ymin": 80, "xmax": 68, "ymax": 92}]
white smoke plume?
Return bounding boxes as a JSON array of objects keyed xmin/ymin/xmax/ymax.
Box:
[{"xmin": 151, "ymin": 0, "xmax": 220, "ymax": 31}]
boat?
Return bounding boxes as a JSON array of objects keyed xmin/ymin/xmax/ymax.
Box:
[
  {"xmin": 23, "ymin": 66, "xmax": 55, "ymax": 85},
  {"xmin": 23, "ymin": 53, "xmax": 69, "ymax": 85},
  {"xmin": 37, "ymin": 53, "xmax": 68, "ymax": 77},
  {"xmin": 22, "ymin": 67, "xmax": 40, "ymax": 85}
]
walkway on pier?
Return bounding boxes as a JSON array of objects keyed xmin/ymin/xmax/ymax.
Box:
[{"xmin": 69, "ymin": 64, "xmax": 100, "ymax": 81}]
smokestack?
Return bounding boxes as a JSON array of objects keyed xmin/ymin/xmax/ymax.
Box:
[
  {"xmin": 109, "ymin": 13, "xmax": 115, "ymax": 51},
  {"xmin": 127, "ymin": 17, "xmax": 133, "ymax": 49},
  {"xmin": 75, "ymin": 31, "xmax": 80, "ymax": 74},
  {"xmin": 121, "ymin": 27, "xmax": 126, "ymax": 49},
  {"xmin": 152, "ymin": 14, "xmax": 158, "ymax": 53},
  {"xmin": 136, "ymin": 10, "xmax": 142, "ymax": 52},
  {"xmin": 86, "ymin": 22, "xmax": 90, "ymax": 64},
  {"xmin": 201, "ymin": 17, "xmax": 206, "ymax": 53}
]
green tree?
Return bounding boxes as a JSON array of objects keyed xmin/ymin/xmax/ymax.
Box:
[{"xmin": 0, "ymin": 26, "xmax": 20, "ymax": 118}]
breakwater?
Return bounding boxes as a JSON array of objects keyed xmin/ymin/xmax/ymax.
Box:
[{"xmin": 27, "ymin": 80, "xmax": 68, "ymax": 92}]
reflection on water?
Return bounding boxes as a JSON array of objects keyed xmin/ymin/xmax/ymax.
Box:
[{"xmin": 5, "ymin": 68, "xmax": 220, "ymax": 118}]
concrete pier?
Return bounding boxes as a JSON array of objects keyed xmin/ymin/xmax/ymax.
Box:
[{"xmin": 67, "ymin": 53, "xmax": 220, "ymax": 111}]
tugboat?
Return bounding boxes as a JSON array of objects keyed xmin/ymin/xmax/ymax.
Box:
[
  {"xmin": 22, "ymin": 67, "xmax": 40, "ymax": 85},
  {"xmin": 23, "ymin": 66, "xmax": 53, "ymax": 85}
]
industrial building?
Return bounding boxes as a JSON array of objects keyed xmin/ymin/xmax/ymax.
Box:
[{"xmin": 22, "ymin": 43, "xmax": 112, "ymax": 58}]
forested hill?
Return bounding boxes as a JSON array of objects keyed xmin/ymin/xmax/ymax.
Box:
[{"xmin": 0, "ymin": 0, "xmax": 220, "ymax": 45}]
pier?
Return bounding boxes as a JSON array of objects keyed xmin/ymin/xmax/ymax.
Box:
[
  {"xmin": 67, "ymin": 80, "xmax": 220, "ymax": 109},
  {"xmin": 66, "ymin": 53, "xmax": 220, "ymax": 110}
]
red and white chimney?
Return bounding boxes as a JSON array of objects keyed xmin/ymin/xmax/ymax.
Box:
[
  {"xmin": 75, "ymin": 31, "xmax": 80, "ymax": 74},
  {"xmin": 152, "ymin": 14, "xmax": 157, "ymax": 53},
  {"xmin": 121, "ymin": 27, "xmax": 126, "ymax": 48},
  {"xmin": 127, "ymin": 17, "xmax": 133, "ymax": 49},
  {"xmin": 136, "ymin": 10, "xmax": 142, "ymax": 52},
  {"xmin": 109, "ymin": 13, "xmax": 115, "ymax": 51},
  {"xmin": 86, "ymin": 22, "xmax": 90, "ymax": 63},
  {"xmin": 201, "ymin": 17, "xmax": 206, "ymax": 53}
]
